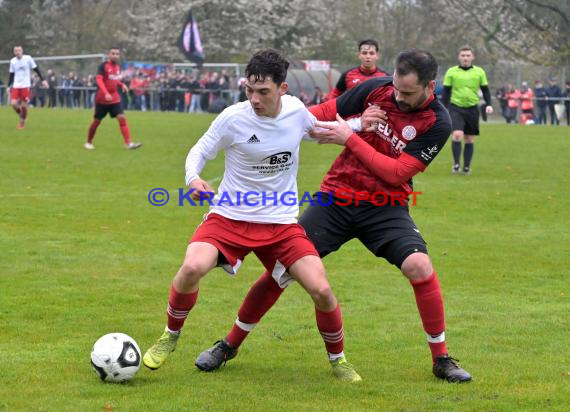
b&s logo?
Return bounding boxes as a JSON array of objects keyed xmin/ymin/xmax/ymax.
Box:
[{"xmin": 263, "ymin": 151, "xmax": 291, "ymax": 165}]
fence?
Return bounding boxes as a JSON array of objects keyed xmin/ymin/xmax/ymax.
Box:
[{"xmin": 0, "ymin": 84, "xmax": 241, "ymax": 113}]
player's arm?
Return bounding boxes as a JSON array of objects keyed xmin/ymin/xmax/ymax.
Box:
[
  {"xmin": 29, "ymin": 57, "xmax": 47, "ymax": 87},
  {"xmin": 118, "ymin": 79, "xmax": 129, "ymax": 92},
  {"xmin": 441, "ymin": 86, "xmax": 452, "ymax": 108},
  {"xmin": 441, "ymin": 69, "xmax": 453, "ymax": 108},
  {"xmin": 314, "ymin": 115, "xmax": 425, "ymax": 186},
  {"xmin": 32, "ymin": 67, "xmax": 44, "ymax": 81},
  {"xmin": 311, "ymin": 77, "xmax": 390, "ymax": 121},
  {"xmin": 303, "ymin": 115, "xmax": 364, "ymax": 141},
  {"xmin": 185, "ymin": 112, "xmax": 233, "ymax": 200},
  {"xmin": 479, "ymin": 69, "xmax": 493, "ymax": 114},
  {"xmin": 8, "ymin": 61, "xmax": 15, "ymax": 88},
  {"xmin": 316, "ymin": 108, "xmax": 451, "ymax": 186}
]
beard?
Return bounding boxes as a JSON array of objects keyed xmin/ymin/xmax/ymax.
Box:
[{"xmin": 396, "ymin": 92, "xmax": 428, "ymax": 113}]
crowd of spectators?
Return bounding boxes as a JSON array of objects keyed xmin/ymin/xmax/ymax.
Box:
[
  {"xmin": 0, "ymin": 65, "xmax": 337, "ymax": 114},
  {"xmin": 495, "ymin": 78, "xmax": 570, "ymax": 125},
  {"xmin": 3, "ymin": 65, "xmax": 567, "ymax": 124},
  {"xmin": 0, "ymin": 67, "xmax": 245, "ymax": 113}
]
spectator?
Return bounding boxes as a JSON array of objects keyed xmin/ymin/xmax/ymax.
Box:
[
  {"xmin": 311, "ymin": 86, "xmax": 326, "ymax": 105},
  {"xmin": 506, "ymin": 84, "xmax": 520, "ymax": 124},
  {"xmin": 546, "ymin": 77, "xmax": 561, "ymax": 125},
  {"xmin": 47, "ymin": 69, "xmax": 57, "ymax": 107},
  {"xmin": 298, "ymin": 90, "xmax": 311, "ymax": 106},
  {"xmin": 519, "ymin": 81, "xmax": 534, "ymax": 124},
  {"xmin": 130, "ymin": 72, "xmax": 148, "ymax": 111},
  {"xmin": 495, "ymin": 85, "xmax": 509, "ymax": 123},
  {"xmin": 187, "ymin": 75, "xmax": 202, "ymax": 113},
  {"xmin": 86, "ymin": 75, "xmax": 96, "ymax": 109},
  {"xmin": 564, "ymin": 82, "xmax": 570, "ymax": 126},
  {"xmin": 73, "ymin": 74, "xmax": 83, "ymax": 108},
  {"xmin": 199, "ymin": 72, "xmax": 210, "ymax": 111},
  {"xmin": 58, "ymin": 74, "xmax": 66, "ymax": 107},
  {"xmin": 237, "ymin": 77, "xmax": 247, "ymax": 102},
  {"xmin": 533, "ymin": 80, "xmax": 548, "ymax": 125}
]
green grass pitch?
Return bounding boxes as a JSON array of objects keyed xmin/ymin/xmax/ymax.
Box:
[{"xmin": 0, "ymin": 107, "xmax": 568, "ymax": 411}]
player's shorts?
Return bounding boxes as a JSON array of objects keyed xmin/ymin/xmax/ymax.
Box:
[
  {"xmin": 449, "ymin": 104, "xmax": 480, "ymax": 135},
  {"xmin": 10, "ymin": 87, "xmax": 30, "ymax": 103},
  {"xmin": 190, "ymin": 213, "xmax": 319, "ymax": 288},
  {"xmin": 298, "ymin": 192, "xmax": 428, "ymax": 269},
  {"xmin": 94, "ymin": 103, "xmax": 123, "ymax": 120}
]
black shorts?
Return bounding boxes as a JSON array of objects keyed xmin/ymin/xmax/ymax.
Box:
[
  {"xmin": 449, "ymin": 104, "xmax": 480, "ymax": 136},
  {"xmin": 94, "ymin": 103, "xmax": 123, "ymax": 120},
  {"xmin": 298, "ymin": 193, "xmax": 428, "ymax": 269}
]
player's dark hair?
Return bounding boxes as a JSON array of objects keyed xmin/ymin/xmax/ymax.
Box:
[
  {"xmin": 395, "ymin": 49, "xmax": 438, "ymax": 86},
  {"xmin": 109, "ymin": 47, "xmax": 120, "ymax": 51},
  {"xmin": 245, "ymin": 49, "xmax": 289, "ymax": 85},
  {"xmin": 358, "ymin": 39, "xmax": 379, "ymax": 52},
  {"xmin": 458, "ymin": 45, "xmax": 474, "ymax": 53}
]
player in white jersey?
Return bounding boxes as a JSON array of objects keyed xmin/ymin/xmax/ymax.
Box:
[
  {"xmin": 8, "ymin": 45, "xmax": 48, "ymax": 129},
  {"xmin": 143, "ymin": 49, "xmax": 362, "ymax": 383}
]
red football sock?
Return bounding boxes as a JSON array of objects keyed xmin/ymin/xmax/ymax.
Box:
[
  {"xmin": 316, "ymin": 304, "xmax": 344, "ymax": 355},
  {"xmin": 87, "ymin": 119, "xmax": 101, "ymax": 143},
  {"xmin": 225, "ymin": 270, "xmax": 284, "ymax": 348},
  {"xmin": 410, "ymin": 271, "xmax": 448, "ymax": 362},
  {"xmin": 166, "ymin": 285, "xmax": 198, "ymax": 332},
  {"xmin": 118, "ymin": 117, "xmax": 131, "ymax": 144},
  {"xmin": 20, "ymin": 106, "xmax": 28, "ymax": 120}
]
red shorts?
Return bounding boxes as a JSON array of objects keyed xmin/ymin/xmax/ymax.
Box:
[
  {"xmin": 190, "ymin": 213, "xmax": 319, "ymax": 287},
  {"xmin": 10, "ymin": 87, "xmax": 30, "ymax": 102}
]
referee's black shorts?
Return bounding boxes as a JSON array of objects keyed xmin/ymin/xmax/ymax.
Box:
[
  {"xmin": 449, "ymin": 104, "xmax": 480, "ymax": 135},
  {"xmin": 298, "ymin": 192, "xmax": 428, "ymax": 269},
  {"xmin": 94, "ymin": 102, "xmax": 123, "ymax": 120}
]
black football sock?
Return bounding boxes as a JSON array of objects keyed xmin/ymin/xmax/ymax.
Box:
[
  {"xmin": 463, "ymin": 143, "xmax": 474, "ymax": 169},
  {"xmin": 452, "ymin": 141, "xmax": 461, "ymax": 165}
]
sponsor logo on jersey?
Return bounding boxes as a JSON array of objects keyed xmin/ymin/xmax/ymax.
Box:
[
  {"xmin": 420, "ymin": 144, "xmax": 438, "ymax": 161},
  {"xmin": 247, "ymin": 134, "xmax": 261, "ymax": 143},
  {"xmin": 262, "ymin": 151, "xmax": 291, "ymax": 165},
  {"xmin": 352, "ymin": 79, "xmax": 360, "ymax": 84}
]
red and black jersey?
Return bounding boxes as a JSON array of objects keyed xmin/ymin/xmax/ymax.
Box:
[
  {"xmin": 328, "ymin": 66, "xmax": 389, "ymax": 100},
  {"xmin": 311, "ymin": 77, "xmax": 451, "ymax": 200},
  {"xmin": 95, "ymin": 60, "xmax": 123, "ymax": 105}
]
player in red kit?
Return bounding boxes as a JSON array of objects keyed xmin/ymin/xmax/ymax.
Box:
[
  {"xmin": 84, "ymin": 47, "xmax": 142, "ymax": 150},
  {"xmin": 196, "ymin": 49, "xmax": 472, "ymax": 384},
  {"xmin": 327, "ymin": 39, "xmax": 389, "ymax": 100}
]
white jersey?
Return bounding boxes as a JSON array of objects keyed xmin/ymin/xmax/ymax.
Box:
[
  {"xmin": 9, "ymin": 55, "xmax": 37, "ymax": 88},
  {"xmin": 185, "ymin": 95, "xmax": 316, "ymax": 224}
]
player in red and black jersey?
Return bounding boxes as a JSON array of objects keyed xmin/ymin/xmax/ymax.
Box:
[
  {"xmin": 84, "ymin": 47, "xmax": 142, "ymax": 150},
  {"xmin": 195, "ymin": 49, "xmax": 472, "ymax": 384},
  {"xmin": 327, "ymin": 39, "xmax": 389, "ymax": 100}
]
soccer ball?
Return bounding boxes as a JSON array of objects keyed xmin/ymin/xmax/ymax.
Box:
[{"xmin": 91, "ymin": 333, "xmax": 141, "ymax": 383}]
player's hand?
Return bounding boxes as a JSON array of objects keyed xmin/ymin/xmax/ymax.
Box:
[
  {"xmin": 485, "ymin": 105, "xmax": 494, "ymax": 114},
  {"xmin": 104, "ymin": 93, "xmax": 112, "ymax": 102},
  {"xmin": 313, "ymin": 114, "xmax": 354, "ymax": 146},
  {"xmin": 121, "ymin": 84, "xmax": 129, "ymax": 93},
  {"xmin": 188, "ymin": 178, "xmax": 215, "ymax": 201},
  {"xmin": 361, "ymin": 104, "xmax": 387, "ymax": 132},
  {"xmin": 41, "ymin": 80, "xmax": 49, "ymax": 88}
]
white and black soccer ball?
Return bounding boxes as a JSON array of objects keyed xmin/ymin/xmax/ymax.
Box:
[{"xmin": 91, "ymin": 333, "xmax": 141, "ymax": 383}]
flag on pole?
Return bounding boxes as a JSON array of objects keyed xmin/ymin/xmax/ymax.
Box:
[{"xmin": 176, "ymin": 9, "xmax": 204, "ymax": 68}]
